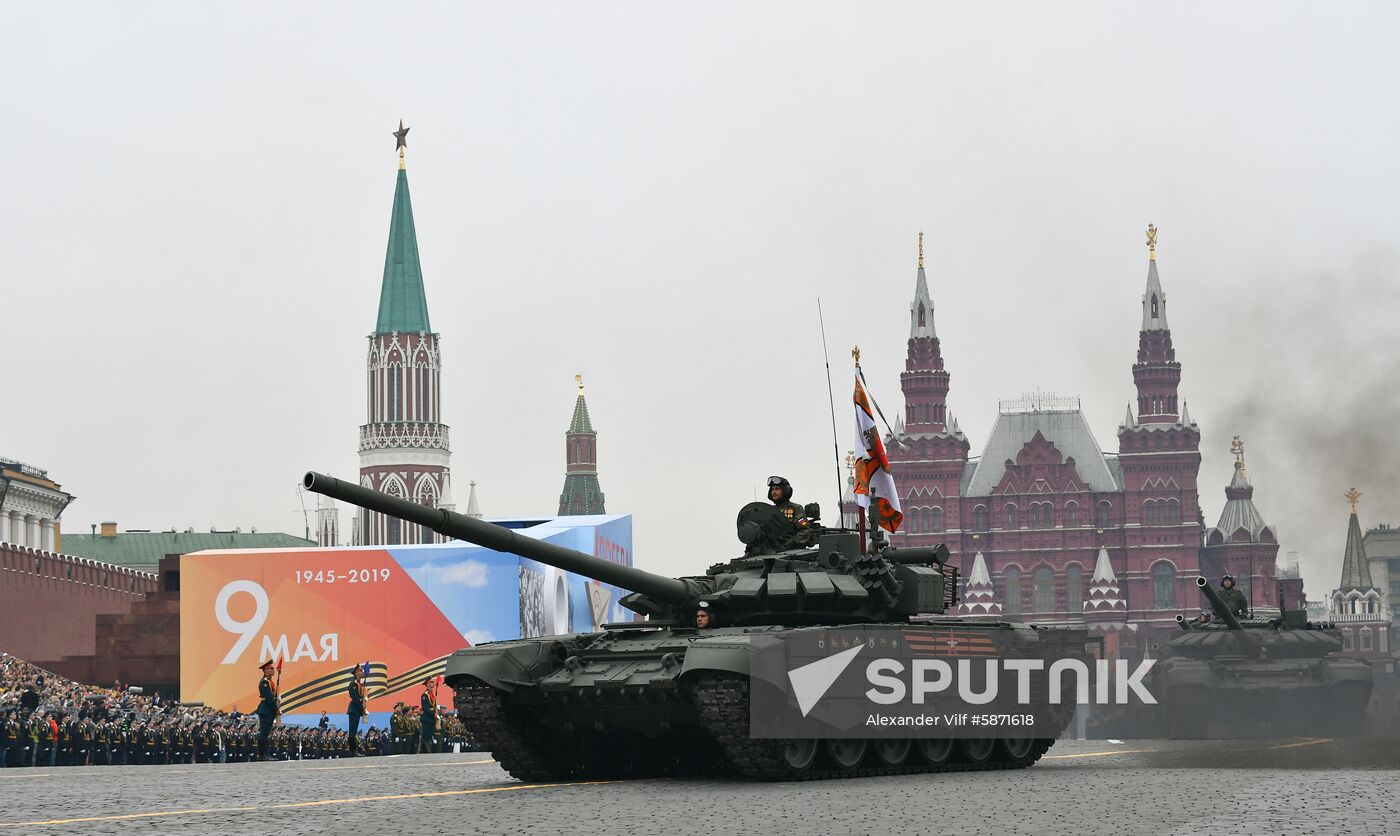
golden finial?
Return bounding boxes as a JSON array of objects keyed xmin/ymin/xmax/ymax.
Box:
[
  {"xmin": 1230, "ymin": 435, "xmax": 1247, "ymax": 476},
  {"xmin": 1346, "ymin": 488, "xmax": 1361, "ymax": 514},
  {"xmin": 1146, "ymin": 223, "xmax": 1158, "ymax": 261},
  {"xmin": 851, "ymin": 345, "xmax": 861, "ymax": 366},
  {"xmin": 575, "ymin": 374, "xmax": 584, "ymax": 395},
  {"xmin": 918, "ymin": 232, "xmax": 924, "ymax": 269}
]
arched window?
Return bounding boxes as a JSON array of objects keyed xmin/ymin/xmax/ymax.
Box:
[
  {"xmin": 384, "ymin": 478, "xmax": 405, "ymax": 544},
  {"xmin": 1096, "ymin": 501, "xmax": 1111, "ymax": 529},
  {"xmin": 1005, "ymin": 504, "xmax": 1018, "ymax": 529},
  {"xmin": 1065, "ymin": 501, "xmax": 1078, "ymax": 528},
  {"xmin": 1154, "ymin": 434, "xmax": 1163, "ymax": 449},
  {"xmin": 1152, "ymin": 562, "xmax": 1176, "ymax": 609},
  {"xmin": 1167, "ymin": 499, "xmax": 1180, "ymax": 525},
  {"xmin": 1144, "ymin": 500, "xmax": 1156, "ymax": 526},
  {"xmin": 1342, "ymin": 629, "xmax": 1354, "ymax": 652},
  {"xmin": 1066, "ymin": 564, "xmax": 1083, "ymax": 612},
  {"xmin": 910, "ymin": 509, "xmax": 923, "ymax": 534},
  {"xmin": 918, "ymin": 302, "xmax": 926, "ymax": 328},
  {"xmin": 1034, "ymin": 567, "xmax": 1055, "ymax": 613},
  {"xmin": 1004, "ymin": 568, "xmax": 1022, "ymax": 615},
  {"xmin": 930, "ymin": 507, "xmax": 944, "ymax": 533},
  {"xmin": 975, "ymin": 506, "xmax": 988, "ymax": 532},
  {"xmin": 1151, "ymin": 294, "xmax": 1159, "ymax": 317},
  {"xmin": 1360, "ymin": 628, "xmax": 1373, "ymax": 652}
]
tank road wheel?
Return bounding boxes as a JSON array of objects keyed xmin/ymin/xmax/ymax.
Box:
[
  {"xmin": 998, "ymin": 738, "xmax": 1035, "ymax": 760},
  {"xmin": 824, "ymin": 738, "xmax": 867, "ymax": 771},
  {"xmin": 916, "ymin": 737, "xmax": 955, "ymax": 768},
  {"xmin": 959, "ymin": 738, "xmax": 996, "ymax": 766},
  {"xmin": 781, "ymin": 739, "xmax": 819, "ymax": 771},
  {"xmin": 870, "ymin": 738, "xmax": 912, "ymax": 768}
]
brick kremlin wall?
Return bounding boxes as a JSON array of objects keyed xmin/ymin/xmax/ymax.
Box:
[{"xmin": 0, "ymin": 541, "xmax": 157, "ymax": 663}]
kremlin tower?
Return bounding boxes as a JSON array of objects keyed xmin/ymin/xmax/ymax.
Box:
[
  {"xmin": 357, "ymin": 123, "xmax": 453, "ymax": 545},
  {"xmin": 558, "ymin": 376, "xmax": 606, "ymax": 515}
]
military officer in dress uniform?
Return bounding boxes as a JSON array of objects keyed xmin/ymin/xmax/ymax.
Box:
[
  {"xmin": 255, "ymin": 660, "xmax": 279, "ymax": 761},
  {"xmin": 347, "ymin": 665, "xmax": 367, "ymax": 756},
  {"xmin": 419, "ymin": 679, "xmax": 438, "ymax": 755}
]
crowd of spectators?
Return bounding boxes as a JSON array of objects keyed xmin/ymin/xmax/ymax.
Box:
[{"xmin": 0, "ymin": 653, "xmax": 471, "ymax": 767}]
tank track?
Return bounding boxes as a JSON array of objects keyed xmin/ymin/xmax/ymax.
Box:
[
  {"xmin": 456, "ymin": 683, "xmax": 725, "ymax": 781},
  {"xmin": 687, "ymin": 672, "xmax": 1055, "ymax": 781},
  {"xmin": 455, "ymin": 683, "xmax": 566, "ymax": 782}
]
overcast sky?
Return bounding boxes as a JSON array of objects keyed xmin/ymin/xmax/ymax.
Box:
[{"xmin": 3, "ymin": 2, "xmax": 1398, "ymax": 597}]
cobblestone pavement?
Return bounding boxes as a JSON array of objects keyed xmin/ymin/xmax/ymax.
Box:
[{"xmin": 1, "ymin": 739, "xmax": 1396, "ymax": 836}]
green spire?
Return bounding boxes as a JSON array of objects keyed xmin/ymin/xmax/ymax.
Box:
[
  {"xmin": 568, "ymin": 375, "xmax": 594, "ymax": 433},
  {"xmin": 569, "ymin": 395, "xmax": 594, "ymax": 433},
  {"xmin": 375, "ymin": 168, "xmax": 432, "ymax": 334}
]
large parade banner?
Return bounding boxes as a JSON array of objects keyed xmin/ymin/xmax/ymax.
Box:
[{"xmin": 179, "ymin": 514, "xmax": 633, "ymax": 727}]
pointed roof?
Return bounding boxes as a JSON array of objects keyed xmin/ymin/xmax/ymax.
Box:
[
  {"xmin": 1084, "ymin": 547, "xmax": 1128, "ymax": 617},
  {"xmin": 909, "ymin": 234, "xmax": 936, "ymax": 340},
  {"xmin": 374, "ymin": 168, "xmax": 432, "ymax": 334},
  {"xmin": 969, "ymin": 552, "xmax": 991, "ymax": 585},
  {"xmin": 465, "ymin": 481, "xmax": 481, "ymax": 519},
  {"xmin": 569, "ymin": 394, "xmax": 594, "ymax": 434},
  {"xmin": 437, "ymin": 472, "xmax": 455, "ymax": 510},
  {"xmin": 1339, "ymin": 496, "xmax": 1378, "ymax": 591},
  {"xmin": 955, "ymin": 552, "xmax": 1002, "ymax": 616},
  {"xmin": 1091, "ymin": 546, "xmax": 1117, "ymax": 583},
  {"xmin": 1209, "ymin": 461, "xmax": 1271, "ymax": 541},
  {"xmin": 1123, "ymin": 403, "xmax": 1137, "ymax": 429},
  {"xmin": 1141, "ymin": 258, "xmax": 1168, "ymax": 332}
]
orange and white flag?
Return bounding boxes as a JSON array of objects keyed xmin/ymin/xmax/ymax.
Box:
[{"xmin": 853, "ymin": 372, "xmax": 903, "ymax": 532}]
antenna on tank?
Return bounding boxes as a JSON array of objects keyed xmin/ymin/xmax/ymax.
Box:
[{"xmin": 817, "ymin": 298, "xmax": 844, "ymax": 517}]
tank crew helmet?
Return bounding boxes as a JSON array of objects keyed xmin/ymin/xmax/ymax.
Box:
[{"xmin": 767, "ymin": 476, "xmax": 793, "ymax": 504}]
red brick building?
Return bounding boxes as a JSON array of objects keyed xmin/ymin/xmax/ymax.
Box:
[{"xmin": 887, "ymin": 228, "xmax": 1216, "ymax": 656}]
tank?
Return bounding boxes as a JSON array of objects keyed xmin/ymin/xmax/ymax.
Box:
[
  {"xmin": 1150, "ymin": 576, "xmax": 1373, "ymax": 737},
  {"xmin": 303, "ymin": 471, "xmax": 1089, "ymax": 780}
]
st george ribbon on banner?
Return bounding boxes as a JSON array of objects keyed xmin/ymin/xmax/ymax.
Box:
[{"xmin": 853, "ymin": 371, "xmax": 903, "ymax": 532}]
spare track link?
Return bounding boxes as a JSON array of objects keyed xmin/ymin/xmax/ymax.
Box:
[
  {"xmin": 455, "ymin": 683, "xmax": 563, "ymax": 782},
  {"xmin": 688, "ymin": 672, "xmax": 1053, "ymax": 781}
]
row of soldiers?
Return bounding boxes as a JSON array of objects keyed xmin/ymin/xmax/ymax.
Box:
[
  {"xmin": 386, "ymin": 702, "xmax": 470, "ymax": 755},
  {"xmin": 0, "ymin": 710, "xmax": 416, "ymax": 767}
]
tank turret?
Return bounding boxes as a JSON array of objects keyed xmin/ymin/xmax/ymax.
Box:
[
  {"xmin": 303, "ymin": 471, "xmax": 956, "ymax": 626},
  {"xmin": 1195, "ymin": 576, "xmax": 1259, "ymax": 651}
]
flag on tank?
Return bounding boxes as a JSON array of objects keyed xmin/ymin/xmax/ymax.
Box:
[{"xmin": 853, "ymin": 371, "xmax": 903, "ymax": 532}]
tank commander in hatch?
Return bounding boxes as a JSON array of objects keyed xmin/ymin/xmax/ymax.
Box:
[
  {"xmin": 1217, "ymin": 574, "xmax": 1249, "ymax": 617},
  {"xmin": 695, "ymin": 602, "xmax": 714, "ymax": 630},
  {"xmin": 767, "ymin": 476, "xmax": 804, "ymax": 523}
]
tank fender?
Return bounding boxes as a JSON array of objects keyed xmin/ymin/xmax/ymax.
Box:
[
  {"xmin": 443, "ymin": 634, "xmax": 587, "ymax": 692},
  {"xmin": 680, "ymin": 633, "xmax": 791, "ymax": 690}
]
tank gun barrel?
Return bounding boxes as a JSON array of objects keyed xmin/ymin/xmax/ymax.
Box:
[
  {"xmin": 303, "ymin": 471, "xmax": 692, "ymax": 606},
  {"xmin": 1175, "ymin": 614, "xmax": 1194, "ymax": 631}
]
